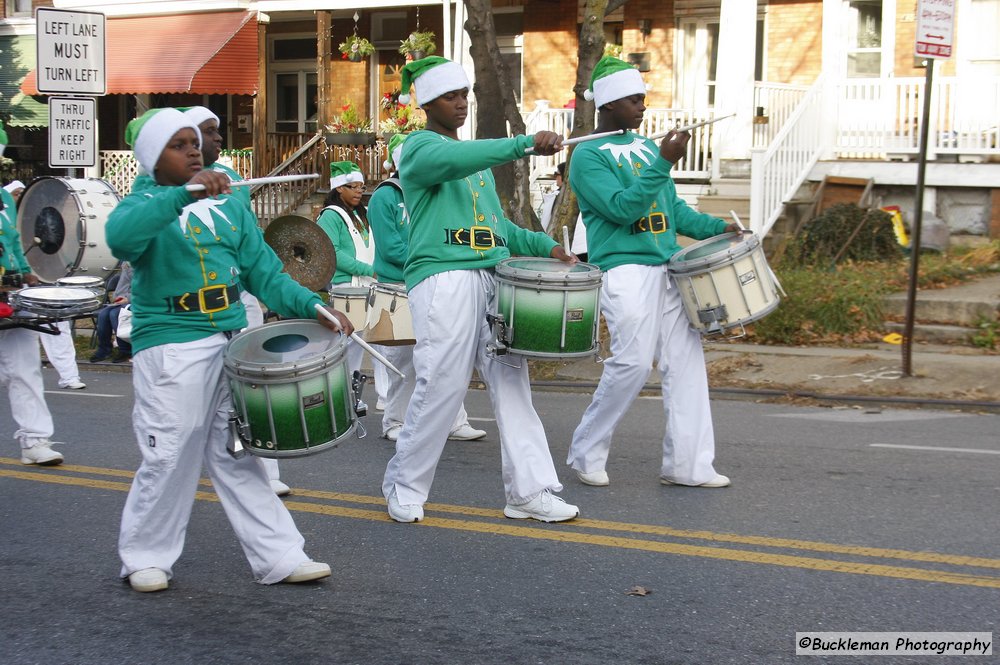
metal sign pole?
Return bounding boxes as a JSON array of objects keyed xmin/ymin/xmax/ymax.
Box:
[{"xmin": 902, "ymin": 59, "xmax": 934, "ymax": 377}]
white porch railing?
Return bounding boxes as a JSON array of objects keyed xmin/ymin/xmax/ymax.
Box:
[
  {"xmin": 752, "ymin": 82, "xmax": 811, "ymax": 148},
  {"xmin": 521, "ymin": 102, "xmax": 719, "ymax": 181},
  {"xmin": 835, "ymin": 75, "xmax": 1000, "ymax": 159},
  {"xmin": 750, "ymin": 76, "xmax": 826, "ymax": 238}
]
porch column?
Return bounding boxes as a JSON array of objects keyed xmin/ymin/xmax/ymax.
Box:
[
  {"xmin": 820, "ymin": 0, "xmax": 844, "ymax": 160},
  {"xmin": 316, "ymin": 11, "xmax": 332, "ymax": 132},
  {"xmin": 254, "ymin": 14, "xmax": 269, "ymax": 179},
  {"xmin": 713, "ymin": 0, "xmax": 757, "ymax": 163}
]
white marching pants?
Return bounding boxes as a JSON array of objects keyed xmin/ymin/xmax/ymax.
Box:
[
  {"xmin": 118, "ymin": 334, "xmax": 311, "ymax": 584},
  {"xmin": 0, "ymin": 327, "xmax": 55, "ymax": 448},
  {"xmin": 382, "ymin": 269, "xmax": 562, "ymax": 506},
  {"xmin": 380, "ymin": 343, "xmax": 473, "ymax": 437},
  {"xmin": 37, "ymin": 321, "xmax": 82, "ymax": 387},
  {"xmin": 567, "ymin": 264, "xmax": 719, "ymax": 484}
]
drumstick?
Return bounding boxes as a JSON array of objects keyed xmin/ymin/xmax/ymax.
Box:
[
  {"xmin": 523, "ymin": 129, "xmax": 625, "ymax": 155},
  {"xmin": 562, "ymin": 225, "xmax": 571, "ymax": 254},
  {"xmin": 185, "ymin": 174, "xmax": 320, "ymax": 192},
  {"xmin": 649, "ymin": 113, "xmax": 736, "ymax": 140},
  {"xmin": 730, "ymin": 210, "xmax": 747, "ymax": 232},
  {"xmin": 314, "ymin": 303, "xmax": 405, "ymax": 379}
]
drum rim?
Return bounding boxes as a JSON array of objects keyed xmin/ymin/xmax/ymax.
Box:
[
  {"xmin": 495, "ymin": 257, "xmax": 602, "ymax": 285},
  {"xmin": 371, "ymin": 282, "xmax": 407, "ymax": 294},
  {"xmin": 223, "ymin": 320, "xmax": 348, "ymax": 379},
  {"xmin": 329, "ymin": 286, "xmax": 372, "ymax": 297},
  {"xmin": 11, "ymin": 286, "xmax": 103, "ymax": 304},
  {"xmin": 668, "ymin": 231, "xmax": 761, "ymax": 274},
  {"xmin": 240, "ymin": 421, "xmax": 359, "ymax": 458}
]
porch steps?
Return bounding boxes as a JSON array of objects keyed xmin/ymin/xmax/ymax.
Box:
[{"xmin": 881, "ymin": 273, "xmax": 1000, "ymax": 344}]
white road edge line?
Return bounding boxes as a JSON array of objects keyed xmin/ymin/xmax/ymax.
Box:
[{"xmin": 870, "ymin": 443, "xmax": 1000, "ymax": 455}]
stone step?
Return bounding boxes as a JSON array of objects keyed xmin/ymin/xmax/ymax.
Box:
[
  {"xmin": 706, "ymin": 178, "xmax": 752, "ymax": 197},
  {"xmin": 694, "ymin": 195, "xmax": 750, "ymax": 218},
  {"xmin": 882, "ymin": 278, "xmax": 1000, "ymax": 326},
  {"xmin": 883, "ymin": 321, "xmax": 979, "ymax": 345}
]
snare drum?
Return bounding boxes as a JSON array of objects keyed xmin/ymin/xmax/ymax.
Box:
[
  {"xmin": 328, "ymin": 286, "xmax": 370, "ymax": 332},
  {"xmin": 9, "ymin": 285, "xmax": 102, "ymax": 321},
  {"xmin": 224, "ymin": 320, "xmax": 356, "ymax": 458},
  {"xmin": 365, "ymin": 282, "xmax": 414, "ymax": 345},
  {"xmin": 667, "ymin": 231, "xmax": 781, "ymax": 336},
  {"xmin": 18, "ymin": 177, "xmax": 122, "ymax": 283},
  {"xmin": 492, "ymin": 258, "xmax": 602, "ymax": 359},
  {"xmin": 56, "ymin": 275, "xmax": 106, "ymax": 297}
]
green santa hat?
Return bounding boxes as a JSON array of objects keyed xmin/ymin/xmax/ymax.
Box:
[
  {"xmin": 584, "ymin": 56, "xmax": 647, "ymax": 108},
  {"xmin": 329, "ymin": 161, "xmax": 364, "ymax": 190},
  {"xmin": 397, "ymin": 56, "xmax": 470, "ymax": 107},
  {"xmin": 0, "ymin": 119, "xmax": 7, "ymax": 157},
  {"xmin": 383, "ymin": 133, "xmax": 409, "ymax": 171},
  {"xmin": 125, "ymin": 108, "xmax": 202, "ymax": 174},
  {"xmin": 180, "ymin": 105, "xmax": 220, "ymax": 128}
]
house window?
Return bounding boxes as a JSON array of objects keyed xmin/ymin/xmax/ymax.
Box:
[
  {"xmin": 846, "ymin": 0, "xmax": 882, "ymax": 77},
  {"xmin": 274, "ymin": 72, "xmax": 318, "ymax": 134},
  {"xmin": 495, "ymin": 10, "xmax": 523, "ymax": 106},
  {"xmin": 967, "ymin": 0, "xmax": 1000, "ymax": 75},
  {"xmin": 6, "ymin": 0, "xmax": 32, "ymax": 16}
]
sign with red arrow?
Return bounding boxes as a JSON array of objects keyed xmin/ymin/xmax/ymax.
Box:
[{"xmin": 915, "ymin": 0, "xmax": 955, "ymax": 59}]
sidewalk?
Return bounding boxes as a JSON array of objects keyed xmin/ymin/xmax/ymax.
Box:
[{"xmin": 548, "ymin": 341, "xmax": 1000, "ymax": 410}]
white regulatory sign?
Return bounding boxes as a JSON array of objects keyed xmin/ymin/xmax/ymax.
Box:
[
  {"xmin": 915, "ymin": 0, "xmax": 955, "ymax": 59},
  {"xmin": 35, "ymin": 7, "xmax": 106, "ymax": 95},
  {"xmin": 49, "ymin": 97, "xmax": 97, "ymax": 168}
]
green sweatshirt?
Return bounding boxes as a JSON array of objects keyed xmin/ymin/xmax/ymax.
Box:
[
  {"xmin": 316, "ymin": 205, "xmax": 375, "ymax": 285},
  {"xmin": 208, "ymin": 161, "xmax": 251, "ymax": 209},
  {"xmin": 0, "ymin": 188, "xmax": 31, "ymax": 274},
  {"xmin": 106, "ymin": 177, "xmax": 325, "ymax": 353},
  {"xmin": 368, "ymin": 179, "xmax": 407, "ymax": 284},
  {"xmin": 569, "ymin": 131, "xmax": 728, "ymax": 271},
  {"xmin": 398, "ymin": 130, "xmax": 558, "ymax": 290}
]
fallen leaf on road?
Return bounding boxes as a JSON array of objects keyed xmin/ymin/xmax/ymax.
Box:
[{"xmin": 625, "ymin": 585, "xmax": 651, "ymax": 596}]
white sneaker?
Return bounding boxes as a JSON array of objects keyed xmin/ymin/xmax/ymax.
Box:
[
  {"xmin": 383, "ymin": 425, "xmax": 402, "ymax": 442},
  {"xmin": 575, "ymin": 469, "xmax": 610, "ymax": 486},
  {"xmin": 503, "ymin": 490, "xmax": 579, "ymax": 523},
  {"xmin": 375, "ymin": 398, "xmax": 386, "ymax": 411},
  {"xmin": 128, "ymin": 567, "xmax": 168, "ymax": 592},
  {"xmin": 20, "ymin": 440, "xmax": 64, "ymax": 466},
  {"xmin": 660, "ymin": 473, "xmax": 731, "ymax": 488},
  {"xmin": 62, "ymin": 380, "xmax": 86, "ymax": 390},
  {"xmin": 270, "ymin": 479, "xmax": 291, "ymax": 497},
  {"xmin": 386, "ymin": 487, "xmax": 424, "ymax": 523},
  {"xmin": 448, "ymin": 424, "xmax": 487, "ymax": 441},
  {"xmin": 283, "ymin": 561, "xmax": 331, "ymax": 583}
]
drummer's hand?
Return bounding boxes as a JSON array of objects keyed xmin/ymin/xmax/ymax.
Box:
[
  {"xmin": 550, "ymin": 245, "xmax": 578, "ymax": 265},
  {"xmin": 317, "ymin": 306, "xmax": 354, "ymax": 336},
  {"xmin": 22, "ymin": 273, "xmax": 39, "ymax": 287},
  {"xmin": 530, "ymin": 131, "xmax": 564, "ymax": 156},
  {"xmin": 658, "ymin": 130, "xmax": 690, "ymax": 164},
  {"xmin": 723, "ymin": 222, "xmax": 743, "ymax": 234},
  {"xmin": 186, "ymin": 170, "xmax": 232, "ymax": 199}
]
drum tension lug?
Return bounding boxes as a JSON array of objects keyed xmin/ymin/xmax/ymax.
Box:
[
  {"xmin": 485, "ymin": 313, "xmax": 509, "ymax": 356},
  {"xmin": 226, "ymin": 410, "xmax": 249, "ymax": 459},
  {"xmin": 352, "ymin": 370, "xmax": 369, "ymax": 418}
]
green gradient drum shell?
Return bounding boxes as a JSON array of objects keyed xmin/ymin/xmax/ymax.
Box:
[
  {"xmin": 494, "ymin": 258, "xmax": 602, "ymax": 358},
  {"xmin": 667, "ymin": 231, "xmax": 780, "ymax": 334},
  {"xmin": 224, "ymin": 320, "xmax": 355, "ymax": 458}
]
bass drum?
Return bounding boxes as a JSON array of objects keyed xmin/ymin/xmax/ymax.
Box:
[{"xmin": 18, "ymin": 177, "xmax": 121, "ymax": 283}]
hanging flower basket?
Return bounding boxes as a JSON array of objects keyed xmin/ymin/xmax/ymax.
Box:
[
  {"xmin": 399, "ymin": 31, "xmax": 436, "ymax": 58},
  {"xmin": 339, "ymin": 35, "xmax": 375, "ymax": 61}
]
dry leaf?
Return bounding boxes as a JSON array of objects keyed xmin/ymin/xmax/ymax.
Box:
[{"xmin": 625, "ymin": 585, "xmax": 651, "ymax": 596}]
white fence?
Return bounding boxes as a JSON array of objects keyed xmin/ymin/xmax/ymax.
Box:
[
  {"xmin": 521, "ymin": 102, "xmax": 719, "ymax": 181},
  {"xmin": 753, "ymin": 82, "xmax": 811, "ymax": 148},
  {"xmin": 835, "ymin": 76, "xmax": 1000, "ymax": 159}
]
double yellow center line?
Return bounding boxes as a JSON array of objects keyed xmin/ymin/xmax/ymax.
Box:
[{"xmin": 4, "ymin": 458, "xmax": 999, "ymax": 590}]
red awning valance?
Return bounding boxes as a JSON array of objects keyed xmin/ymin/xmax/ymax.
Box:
[{"xmin": 22, "ymin": 11, "xmax": 258, "ymax": 96}]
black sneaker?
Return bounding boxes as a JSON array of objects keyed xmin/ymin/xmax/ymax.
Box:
[
  {"xmin": 90, "ymin": 352, "xmax": 111, "ymax": 362},
  {"xmin": 111, "ymin": 352, "xmax": 132, "ymax": 363}
]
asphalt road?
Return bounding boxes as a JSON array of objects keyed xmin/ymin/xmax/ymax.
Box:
[{"xmin": 2, "ymin": 367, "xmax": 998, "ymax": 665}]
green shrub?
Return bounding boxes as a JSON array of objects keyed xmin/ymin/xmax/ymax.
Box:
[{"xmin": 788, "ymin": 203, "xmax": 902, "ymax": 267}]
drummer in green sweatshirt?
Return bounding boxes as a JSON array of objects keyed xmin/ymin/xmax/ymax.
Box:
[
  {"xmin": 566, "ymin": 56, "xmax": 739, "ymax": 491},
  {"xmin": 380, "ymin": 56, "xmax": 580, "ymax": 524},
  {"xmin": 106, "ymin": 108, "xmax": 353, "ymax": 594}
]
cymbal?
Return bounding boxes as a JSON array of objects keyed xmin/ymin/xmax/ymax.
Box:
[{"xmin": 263, "ymin": 215, "xmax": 336, "ymax": 292}]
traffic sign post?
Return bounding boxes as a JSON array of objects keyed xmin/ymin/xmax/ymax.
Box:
[
  {"xmin": 903, "ymin": 0, "xmax": 956, "ymax": 376},
  {"xmin": 48, "ymin": 96, "xmax": 97, "ymax": 168}
]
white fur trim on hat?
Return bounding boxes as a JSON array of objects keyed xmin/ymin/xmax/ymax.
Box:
[
  {"xmin": 183, "ymin": 106, "xmax": 220, "ymax": 127},
  {"xmin": 593, "ymin": 67, "xmax": 647, "ymax": 108},
  {"xmin": 134, "ymin": 109, "xmax": 202, "ymax": 175},
  {"xmin": 413, "ymin": 61, "xmax": 470, "ymax": 108},
  {"xmin": 4, "ymin": 179, "xmax": 25, "ymax": 193},
  {"xmin": 330, "ymin": 171, "xmax": 364, "ymax": 190}
]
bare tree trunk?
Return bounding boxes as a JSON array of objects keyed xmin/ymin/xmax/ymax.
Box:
[
  {"xmin": 551, "ymin": 0, "xmax": 612, "ymax": 249},
  {"xmin": 463, "ymin": 0, "xmax": 538, "ymax": 230}
]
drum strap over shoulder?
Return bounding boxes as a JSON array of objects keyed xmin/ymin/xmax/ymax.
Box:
[{"xmin": 374, "ymin": 178, "xmax": 403, "ymax": 194}]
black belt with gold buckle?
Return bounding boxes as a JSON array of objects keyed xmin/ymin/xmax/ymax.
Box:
[
  {"xmin": 630, "ymin": 212, "xmax": 669, "ymax": 235},
  {"xmin": 166, "ymin": 284, "xmax": 240, "ymax": 314},
  {"xmin": 444, "ymin": 225, "xmax": 508, "ymax": 250}
]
